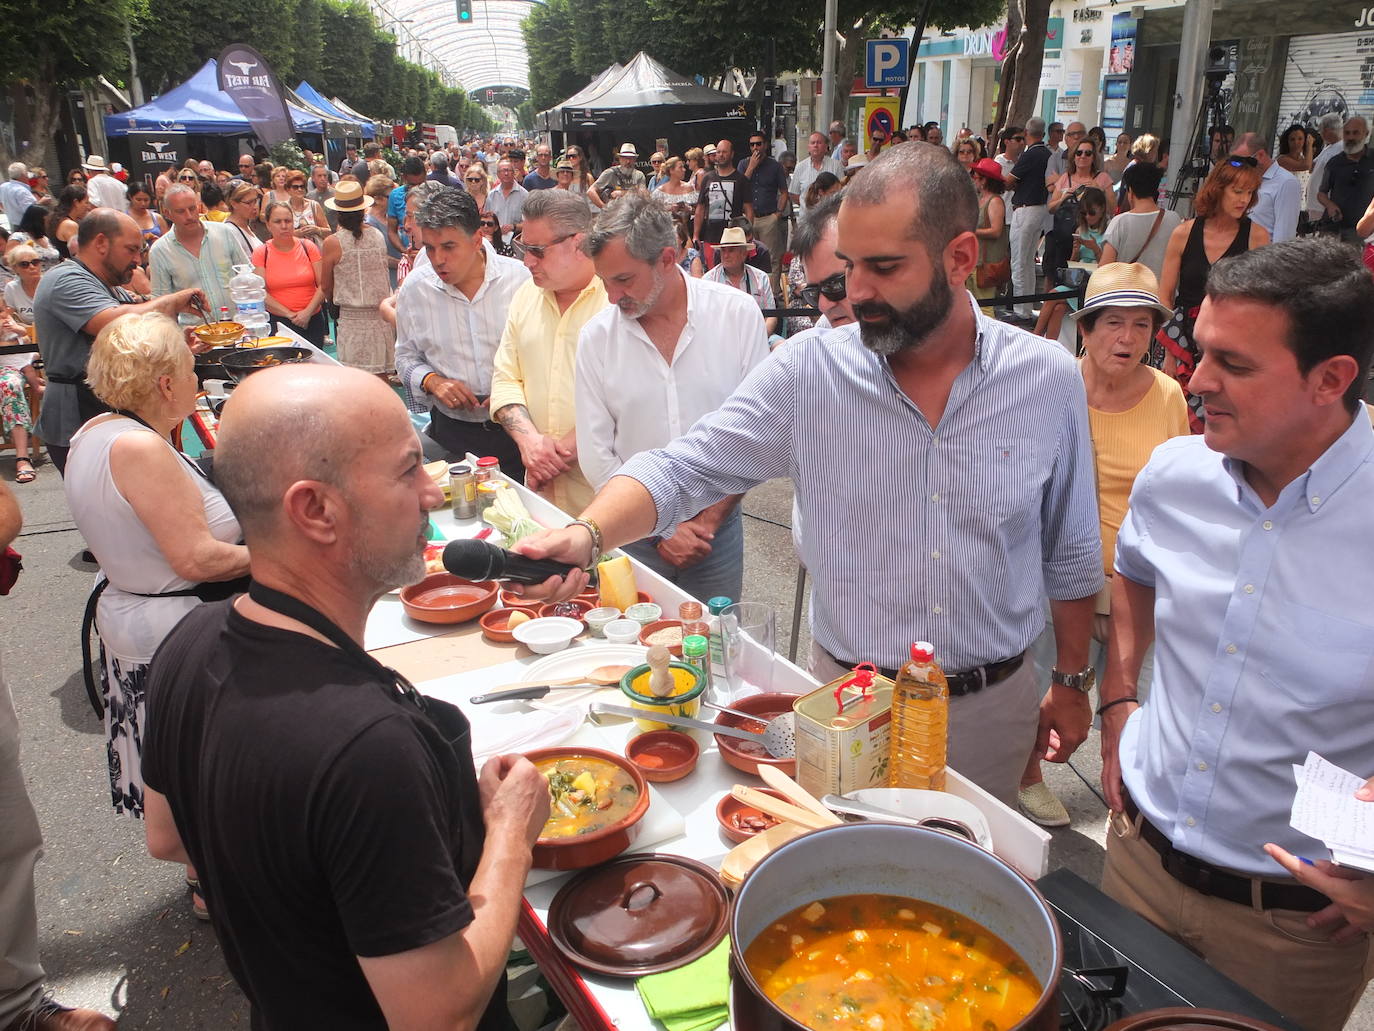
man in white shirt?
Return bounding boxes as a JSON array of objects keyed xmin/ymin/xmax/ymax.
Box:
[
  {"xmin": 789, "ymin": 132, "xmax": 844, "ymax": 214},
  {"xmin": 149, "ymin": 184, "xmax": 249, "ymax": 321},
  {"xmin": 1307, "ymin": 112, "xmax": 1345, "ymax": 221},
  {"xmin": 1230, "ymin": 133, "xmax": 1301, "ymax": 242},
  {"xmin": 828, "ymin": 121, "xmax": 847, "ymax": 162},
  {"xmin": 395, "ymin": 187, "xmax": 532, "ymax": 473},
  {"xmin": 483, "ymin": 159, "xmax": 528, "ymax": 248},
  {"xmin": 703, "ymin": 226, "xmax": 777, "ymax": 337},
  {"xmin": 576, "ymin": 191, "xmax": 770, "ymax": 601},
  {"xmin": 0, "ymin": 163, "xmax": 36, "ymax": 227},
  {"xmin": 81, "ymin": 156, "xmax": 128, "ymax": 211}
]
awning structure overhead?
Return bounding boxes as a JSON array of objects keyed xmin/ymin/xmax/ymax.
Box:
[
  {"xmin": 286, "ymin": 86, "xmax": 365, "ymax": 139},
  {"xmin": 539, "ymin": 52, "xmax": 753, "ymax": 132},
  {"xmin": 104, "ymin": 59, "xmax": 324, "ymax": 137},
  {"xmin": 387, "ymin": 0, "xmax": 533, "ymax": 94},
  {"xmin": 330, "ymin": 95, "xmax": 380, "ymax": 128},
  {"xmin": 297, "ymin": 80, "xmax": 375, "ymax": 139}
]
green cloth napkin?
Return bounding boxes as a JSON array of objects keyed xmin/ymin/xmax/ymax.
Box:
[{"xmin": 635, "ymin": 936, "xmax": 731, "ymax": 1031}]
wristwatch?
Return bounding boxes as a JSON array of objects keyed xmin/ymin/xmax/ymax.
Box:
[{"xmin": 1051, "ymin": 665, "xmax": 1096, "ymax": 693}]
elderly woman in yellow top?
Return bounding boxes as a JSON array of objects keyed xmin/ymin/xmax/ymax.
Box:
[
  {"xmin": 63, "ymin": 314, "xmax": 249, "ymax": 840},
  {"xmin": 1018, "ymin": 263, "xmax": 1189, "ymax": 828}
]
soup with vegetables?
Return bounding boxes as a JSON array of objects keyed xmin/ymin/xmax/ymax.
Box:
[
  {"xmin": 744, "ymin": 894, "xmax": 1041, "ymax": 1031},
  {"xmin": 537, "ymin": 756, "xmax": 641, "ymax": 839}
]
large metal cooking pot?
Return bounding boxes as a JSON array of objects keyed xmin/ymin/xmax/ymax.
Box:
[{"xmin": 729, "ymin": 823, "xmax": 1063, "ymax": 1031}]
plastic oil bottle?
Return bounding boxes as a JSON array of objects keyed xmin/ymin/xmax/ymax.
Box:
[{"xmin": 887, "ymin": 642, "xmax": 949, "ymax": 791}]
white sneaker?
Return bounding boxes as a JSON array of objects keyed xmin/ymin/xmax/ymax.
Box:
[{"xmin": 1018, "ymin": 781, "xmax": 1070, "ymax": 827}]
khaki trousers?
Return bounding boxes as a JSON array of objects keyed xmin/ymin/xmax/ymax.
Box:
[
  {"xmin": 753, "ymin": 212, "xmax": 787, "ymax": 295},
  {"xmin": 1103, "ymin": 813, "xmax": 1374, "ymax": 1031},
  {"xmin": 808, "ymin": 642, "xmax": 1039, "ymax": 807}
]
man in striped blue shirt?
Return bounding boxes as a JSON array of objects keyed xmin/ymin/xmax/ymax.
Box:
[{"xmin": 518, "ymin": 143, "xmax": 1102, "ymax": 804}]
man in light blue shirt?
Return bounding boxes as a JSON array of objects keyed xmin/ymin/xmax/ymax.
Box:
[
  {"xmin": 0, "ymin": 162, "xmax": 36, "ymax": 228},
  {"xmin": 514, "ymin": 144, "xmax": 1102, "ymax": 804},
  {"xmin": 1099, "ymin": 237, "xmax": 1374, "ymax": 1031}
]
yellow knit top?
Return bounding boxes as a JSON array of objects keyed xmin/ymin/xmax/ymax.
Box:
[{"xmin": 1083, "ymin": 363, "xmax": 1190, "ymax": 575}]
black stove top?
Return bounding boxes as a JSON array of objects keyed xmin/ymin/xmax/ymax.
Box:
[{"xmin": 1039, "ymin": 870, "xmax": 1303, "ymax": 1031}]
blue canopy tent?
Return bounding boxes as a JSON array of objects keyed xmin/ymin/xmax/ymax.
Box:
[
  {"xmin": 296, "ymin": 81, "xmax": 374, "ymax": 140},
  {"xmin": 104, "ymin": 59, "xmax": 324, "ymax": 137}
]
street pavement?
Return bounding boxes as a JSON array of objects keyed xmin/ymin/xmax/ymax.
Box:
[{"xmin": 3, "ymin": 456, "xmax": 1370, "ymax": 1028}]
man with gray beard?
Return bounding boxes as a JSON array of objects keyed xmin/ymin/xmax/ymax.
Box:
[
  {"xmin": 141, "ymin": 364, "xmax": 549, "ymax": 1030},
  {"xmin": 513, "ymin": 143, "xmax": 1102, "ymax": 805}
]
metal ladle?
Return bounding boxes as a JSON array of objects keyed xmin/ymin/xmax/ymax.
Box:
[{"xmin": 700, "ymin": 699, "xmax": 796, "ymax": 758}]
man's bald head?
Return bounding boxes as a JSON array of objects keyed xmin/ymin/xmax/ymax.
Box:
[
  {"xmin": 78, "ymin": 208, "xmax": 137, "ymax": 249},
  {"xmin": 215, "ymin": 364, "xmax": 413, "ymax": 542}
]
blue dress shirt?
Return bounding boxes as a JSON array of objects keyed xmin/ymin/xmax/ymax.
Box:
[
  {"xmin": 619, "ymin": 295, "xmax": 1102, "ymax": 672},
  {"xmin": 1116, "ymin": 406, "xmax": 1374, "ymax": 875}
]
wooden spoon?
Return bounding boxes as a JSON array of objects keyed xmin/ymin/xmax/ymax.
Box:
[
  {"xmin": 758, "ymin": 765, "xmax": 843, "ymax": 824},
  {"xmin": 719, "ymin": 821, "xmax": 809, "ymax": 890},
  {"xmin": 490, "ymin": 665, "xmax": 631, "ymax": 693},
  {"xmin": 731, "ymin": 785, "xmax": 833, "ymax": 831}
]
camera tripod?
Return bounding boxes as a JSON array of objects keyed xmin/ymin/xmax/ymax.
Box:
[{"xmin": 1169, "ymin": 60, "xmax": 1232, "ymax": 211}]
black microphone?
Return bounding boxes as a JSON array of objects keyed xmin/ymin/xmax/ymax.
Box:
[{"xmin": 442, "ymin": 538, "xmax": 593, "ymax": 586}]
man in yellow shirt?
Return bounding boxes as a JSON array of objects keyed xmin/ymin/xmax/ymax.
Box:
[{"xmin": 491, "ymin": 190, "xmax": 607, "ymax": 514}]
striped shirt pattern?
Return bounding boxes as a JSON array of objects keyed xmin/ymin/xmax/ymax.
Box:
[
  {"xmin": 619, "ymin": 294, "xmax": 1103, "ymax": 671},
  {"xmin": 148, "ymin": 221, "xmax": 251, "ymax": 317},
  {"xmin": 394, "ymin": 240, "xmax": 531, "ymax": 418}
]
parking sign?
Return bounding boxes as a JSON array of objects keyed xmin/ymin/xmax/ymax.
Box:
[{"xmin": 865, "ymin": 38, "xmax": 910, "ymax": 89}]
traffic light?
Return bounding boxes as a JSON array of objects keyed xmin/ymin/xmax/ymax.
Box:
[{"xmin": 456, "ymin": 0, "xmax": 472, "ymax": 22}]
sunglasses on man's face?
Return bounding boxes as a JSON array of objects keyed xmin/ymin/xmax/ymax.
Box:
[{"xmin": 801, "ymin": 271, "xmax": 847, "ymax": 308}]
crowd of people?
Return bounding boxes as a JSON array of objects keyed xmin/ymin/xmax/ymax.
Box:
[{"xmin": 0, "ymin": 114, "xmax": 1373, "ymax": 1031}]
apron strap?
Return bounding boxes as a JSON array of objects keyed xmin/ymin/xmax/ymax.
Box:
[{"xmin": 247, "ymin": 581, "xmax": 428, "ymax": 713}]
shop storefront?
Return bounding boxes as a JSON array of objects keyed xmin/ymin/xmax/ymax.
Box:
[{"xmin": 1126, "ymin": 0, "xmax": 1371, "ymax": 151}]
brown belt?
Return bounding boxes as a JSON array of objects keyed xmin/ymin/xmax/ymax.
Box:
[
  {"xmin": 825, "ymin": 650, "xmax": 1024, "ymax": 697},
  {"xmin": 1123, "ymin": 793, "xmax": 1330, "ymax": 913}
]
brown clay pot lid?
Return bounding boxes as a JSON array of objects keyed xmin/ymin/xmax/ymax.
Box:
[
  {"xmin": 1105, "ymin": 1009, "xmax": 1289, "ymax": 1031},
  {"xmin": 547, "ymin": 853, "xmax": 729, "ymax": 977}
]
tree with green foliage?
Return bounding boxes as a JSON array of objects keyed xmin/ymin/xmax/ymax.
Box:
[
  {"xmin": 522, "ymin": 0, "xmax": 1002, "ymax": 123},
  {"xmin": 0, "ymin": 0, "xmax": 137, "ymax": 165}
]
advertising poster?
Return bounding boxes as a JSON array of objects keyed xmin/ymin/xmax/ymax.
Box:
[
  {"xmin": 127, "ymin": 132, "xmax": 189, "ymax": 188},
  {"xmin": 1109, "ymin": 14, "xmax": 1138, "ymax": 74}
]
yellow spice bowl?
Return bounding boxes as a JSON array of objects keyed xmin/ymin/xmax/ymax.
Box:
[{"xmin": 619, "ymin": 662, "xmax": 706, "ymax": 732}]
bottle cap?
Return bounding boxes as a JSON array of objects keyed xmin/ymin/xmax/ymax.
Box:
[
  {"xmin": 707, "ymin": 596, "xmax": 732, "ymax": 614},
  {"xmin": 682, "ymin": 634, "xmax": 708, "ymax": 656},
  {"xmin": 678, "ymin": 601, "xmax": 703, "ymax": 621},
  {"xmin": 476, "ymin": 456, "xmax": 500, "ymax": 468},
  {"xmin": 911, "ymin": 641, "xmax": 935, "ymax": 662}
]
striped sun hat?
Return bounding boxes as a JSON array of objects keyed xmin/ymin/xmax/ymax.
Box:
[{"xmin": 1067, "ymin": 262, "xmax": 1174, "ymax": 322}]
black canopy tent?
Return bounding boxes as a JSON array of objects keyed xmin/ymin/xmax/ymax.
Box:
[{"xmin": 540, "ymin": 53, "xmax": 756, "ymax": 171}]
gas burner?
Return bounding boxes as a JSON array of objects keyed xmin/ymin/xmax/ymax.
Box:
[{"xmin": 1060, "ymin": 966, "xmax": 1129, "ymax": 1031}]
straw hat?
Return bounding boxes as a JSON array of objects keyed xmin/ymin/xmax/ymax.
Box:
[
  {"xmin": 618, "ymin": 143, "xmax": 639, "ymax": 158},
  {"xmin": 844, "ymin": 154, "xmax": 868, "ymax": 175},
  {"xmin": 324, "ymin": 180, "xmax": 373, "ymax": 213},
  {"xmin": 718, "ymin": 226, "xmax": 749, "ymax": 247},
  {"xmin": 81, "ymin": 154, "xmax": 110, "ymax": 172},
  {"xmin": 970, "ymin": 157, "xmax": 1004, "ymax": 183},
  {"xmin": 1066, "ymin": 262, "xmax": 1174, "ymax": 322}
]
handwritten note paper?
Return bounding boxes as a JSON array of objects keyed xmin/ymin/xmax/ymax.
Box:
[{"xmin": 1290, "ymin": 752, "xmax": 1374, "ymax": 873}]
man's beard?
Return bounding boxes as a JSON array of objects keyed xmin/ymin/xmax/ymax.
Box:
[
  {"xmin": 852, "ymin": 271, "xmax": 954, "ymax": 357},
  {"xmin": 1346, "ymin": 139, "xmax": 1367, "ymax": 155},
  {"xmin": 348, "ymin": 504, "xmax": 429, "ymax": 592},
  {"xmin": 104, "ymin": 257, "xmax": 135, "ymax": 286},
  {"xmin": 620, "ymin": 265, "xmax": 666, "ymax": 319}
]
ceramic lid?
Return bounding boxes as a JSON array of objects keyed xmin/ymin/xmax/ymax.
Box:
[
  {"xmin": 1105, "ymin": 1009, "xmax": 1289, "ymax": 1031},
  {"xmin": 547, "ymin": 853, "xmax": 729, "ymax": 977}
]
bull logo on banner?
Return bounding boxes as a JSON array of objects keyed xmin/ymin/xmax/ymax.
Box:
[{"xmin": 218, "ymin": 43, "xmax": 294, "ymax": 146}]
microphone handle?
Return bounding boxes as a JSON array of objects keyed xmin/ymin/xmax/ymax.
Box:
[{"xmin": 497, "ymin": 550, "xmax": 584, "ymax": 585}]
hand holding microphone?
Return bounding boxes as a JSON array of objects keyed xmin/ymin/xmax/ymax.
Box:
[{"xmin": 441, "ymin": 538, "xmax": 593, "ymax": 586}]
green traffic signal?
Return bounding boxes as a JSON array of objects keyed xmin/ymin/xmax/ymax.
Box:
[{"xmin": 456, "ymin": 0, "xmax": 472, "ymax": 20}]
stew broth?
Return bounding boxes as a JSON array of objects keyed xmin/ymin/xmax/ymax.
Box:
[
  {"xmin": 744, "ymin": 893, "xmax": 1041, "ymax": 1031},
  {"xmin": 536, "ymin": 756, "xmax": 640, "ymax": 839}
]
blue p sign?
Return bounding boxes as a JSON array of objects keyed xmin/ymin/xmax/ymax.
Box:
[{"xmin": 865, "ymin": 38, "xmax": 910, "ymax": 89}]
